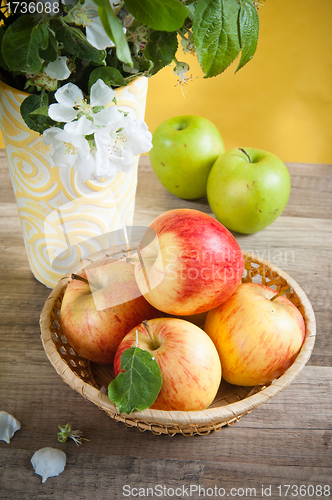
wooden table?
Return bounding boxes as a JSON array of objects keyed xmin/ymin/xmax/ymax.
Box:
[{"xmin": 0, "ymin": 151, "xmax": 331, "ymax": 499}]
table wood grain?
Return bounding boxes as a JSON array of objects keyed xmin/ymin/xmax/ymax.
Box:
[{"xmin": 0, "ymin": 151, "xmax": 331, "ymax": 499}]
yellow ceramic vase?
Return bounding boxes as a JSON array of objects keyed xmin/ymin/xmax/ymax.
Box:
[{"xmin": 0, "ymin": 77, "xmax": 148, "ymax": 288}]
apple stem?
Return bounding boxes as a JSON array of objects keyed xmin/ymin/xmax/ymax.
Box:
[
  {"xmin": 270, "ymin": 286, "xmax": 293, "ymax": 302},
  {"xmin": 142, "ymin": 320, "xmax": 159, "ymax": 350},
  {"xmin": 71, "ymin": 273, "xmax": 97, "ymax": 291},
  {"xmin": 239, "ymin": 148, "xmax": 251, "ymax": 163}
]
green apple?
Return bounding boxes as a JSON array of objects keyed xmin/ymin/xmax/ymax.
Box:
[
  {"xmin": 149, "ymin": 115, "xmax": 225, "ymax": 200},
  {"xmin": 207, "ymin": 147, "xmax": 291, "ymax": 234}
]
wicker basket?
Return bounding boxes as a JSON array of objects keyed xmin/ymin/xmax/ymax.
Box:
[{"xmin": 40, "ymin": 250, "xmax": 316, "ymax": 437}]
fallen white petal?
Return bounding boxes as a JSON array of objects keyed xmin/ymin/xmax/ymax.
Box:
[
  {"xmin": 0, "ymin": 411, "xmax": 21, "ymax": 444},
  {"xmin": 31, "ymin": 447, "xmax": 66, "ymax": 483}
]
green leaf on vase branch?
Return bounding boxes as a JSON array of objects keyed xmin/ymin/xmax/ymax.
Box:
[
  {"xmin": 0, "ymin": 27, "xmax": 10, "ymax": 71},
  {"xmin": 29, "ymin": 105, "xmax": 50, "ymax": 118},
  {"xmin": 186, "ymin": 3, "xmax": 196, "ymax": 21},
  {"xmin": 2, "ymin": 17, "xmax": 49, "ymax": 73},
  {"xmin": 88, "ymin": 66, "xmax": 126, "ymax": 91},
  {"xmin": 144, "ymin": 31, "xmax": 178, "ymax": 76},
  {"xmin": 124, "ymin": 0, "xmax": 188, "ymax": 32},
  {"xmin": 90, "ymin": 0, "xmax": 104, "ymax": 7},
  {"xmin": 20, "ymin": 93, "xmax": 51, "ymax": 134},
  {"xmin": 98, "ymin": 3, "xmax": 133, "ymax": 66},
  {"xmin": 108, "ymin": 345, "xmax": 162, "ymax": 415},
  {"xmin": 55, "ymin": 22, "xmax": 106, "ymax": 65},
  {"xmin": 39, "ymin": 28, "xmax": 58, "ymax": 64},
  {"xmin": 192, "ymin": 0, "xmax": 241, "ymax": 78},
  {"xmin": 236, "ymin": 0, "xmax": 259, "ymax": 72}
]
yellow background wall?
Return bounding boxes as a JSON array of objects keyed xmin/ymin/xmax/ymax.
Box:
[
  {"xmin": 1, "ymin": 0, "xmax": 331, "ymax": 164},
  {"xmin": 145, "ymin": 0, "xmax": 332, "ymax": 164}
]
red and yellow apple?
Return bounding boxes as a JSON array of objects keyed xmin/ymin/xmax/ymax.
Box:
[
  {"xmin": 60, "ymin": 257, "xmax": 159, "ymax": 364},
  {"xmin": 113, "ymin": 317, "xmax": 222, "ymax": 411},
  {"xmin": 134, "ymin": 209, "xmax": 244, "ymax": 316},
  {"xmin": 204, "ymin": 282, "xmax": 306, "ymax": 386}
]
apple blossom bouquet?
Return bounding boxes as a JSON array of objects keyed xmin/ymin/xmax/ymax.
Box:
[{"xmin": 0, "ymin": 0, "xmax": 264, "ymax": 181}]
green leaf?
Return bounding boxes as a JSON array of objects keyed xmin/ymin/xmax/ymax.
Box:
[
  {"xmin": 144, "ymin": 31, "xmax": 178, "ymax": 76},
  {"xmin": 29, "ymin": 105, "xmax": 50, "ymax": 117},
  {"xmin": 108, "ymin": 346, "xmax": 162, "ymax": 415},
  {"xmin": 124, "ymin": 0, "xmax": 188, "ymax": 32},
  {"xmin": 55, "ymin": 22, "xmax": 106, "ymax": 64},
  {"xmin": 98, "ymin": 3, "xmax": 133, "ymax": 66},
  {"xmin": 39, "ymin": 28, "xmax": 58, "ymax": 63},
  {"xmin": 192, "ymin": 0, "xmax": 241, "ymax": 78},
  {"xmin": 0, "ymin": 27, "xmax": 10, "ymax": 71},
  {"xmin": 20, "ymin": 93, "xmax": 50, "ymax": 134},
  {"xmin": 88, "ymin": 66, "xmax": 126, "ymax": 91},
  {"xmin": 186, "ymin": 3, "xmax": 196, "ymax": 21},
  {"xmin": 2, "ymin": 17, "xmax": 49, "ymax": 73},
  {"xmin": 236, "ymin": 0, "xmax": 259, "ymax": 72}
]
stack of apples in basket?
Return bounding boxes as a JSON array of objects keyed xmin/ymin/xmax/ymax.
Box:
[{"xmin": 60, "ymin": 208, "xmax": 306, "ymax": 415}]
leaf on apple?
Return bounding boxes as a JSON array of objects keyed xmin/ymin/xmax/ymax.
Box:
[{"xmin": 107, "ymin": 346, "xmax": 162, "ymax": 414}]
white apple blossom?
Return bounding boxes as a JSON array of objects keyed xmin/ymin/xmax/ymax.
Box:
[
  {"xmin": 93, "ymin": 110, "xmax": 152, "ymax": 176},
  {"xmin": 48, "ymin": 83, "xmax": 83, "ymax": 122},
  {"xmin": 43, "ymin": 79, "xmax": 153, "ymax": 182},
  {"xmin": 43, "ymin": 125, "xmax": 95, "ymax": 181},
  {"xmin": 48, "ymin": 80, "xmax": 116, "ymax": 123},
  {"xmin": 25, "ymin": 56, "xmax": 71, "ymax": 92},
  {"xmin": 44, "ymin": 56, "xmax": 71, "ymax": 80},
  {"xmin": 89, "ymin": 79, "xmax": 116, "ymax": 107},
  {"xmin": 72, "ymin": 0, "xmax": 126, "ymax": 51}
]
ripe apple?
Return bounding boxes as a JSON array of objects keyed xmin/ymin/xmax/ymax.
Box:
[
  {"xmin": 166, "ymin": 310, "xmax": 209, "ymax": 328},
  {"xmin": 149, "ymin": 115, "xmax": 225, "ymax": 200},
  {"xmin": 134, "ymin": 208, "xmax": 245, "ymax": 316},
  {"xmin": 60, "ymin": 257, "xmax": 159, "ymax": 365},
  {"xmin": 204, "ymin": 282, "xmax": 306, "ymax": 386},
  {"xmin": 113, "ymin": 317, "xmax": 222, "ymax": 411},
  {"xmin": 207, "ymin": 147, "xmax": 291, "ymax": 234}
]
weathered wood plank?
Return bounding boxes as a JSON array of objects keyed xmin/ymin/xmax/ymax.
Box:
[
  {"xmin": 1, "ymin": 366, "xmax": 331, "ymax": 498},
  {"xmin": 1, "ymin": 450, "xmax": 331, "ymax": 500}
]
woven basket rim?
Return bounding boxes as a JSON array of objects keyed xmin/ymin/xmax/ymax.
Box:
[{"xmin": 40, "ymin": 251, "xmax": 316, "ymax": 431}]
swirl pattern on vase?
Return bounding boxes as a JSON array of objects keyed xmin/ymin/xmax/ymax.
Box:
[{"xmin": 0, "ymin": 77, "xmax": 148, "ymax": 288}]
